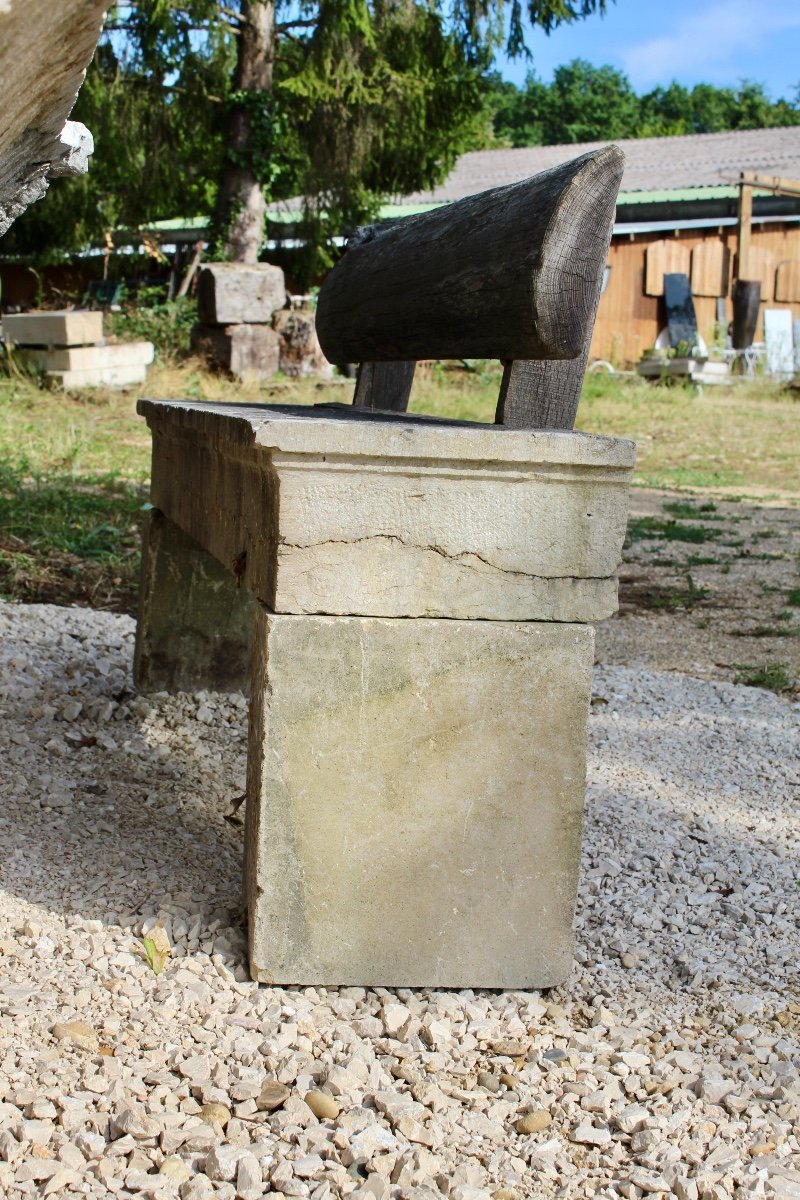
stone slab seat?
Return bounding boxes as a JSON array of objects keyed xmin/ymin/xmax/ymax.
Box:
[{"xmin": 134, "ymin": 145, "xmax": 635, "ymax": 988}]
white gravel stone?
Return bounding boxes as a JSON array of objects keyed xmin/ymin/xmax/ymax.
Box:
[{"xmin": 0, "ymin": 600, "xmax": 797, "ymax": 1200}]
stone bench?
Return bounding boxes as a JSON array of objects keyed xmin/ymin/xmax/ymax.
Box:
[{"xmin": 135, "ymin": 146, "xmax": 635, "ymax": 988}]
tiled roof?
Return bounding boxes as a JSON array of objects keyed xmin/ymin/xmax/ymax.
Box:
[{"xmin": 397, "ymin": 126, "xmax": 800, "ymax": 204}]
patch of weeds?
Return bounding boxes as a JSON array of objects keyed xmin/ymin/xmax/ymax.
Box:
[
  {"xmin": 687, "ymin": 555, "xmax": 721, "ymax": 566},
  {"xmin": 787, "ymin": 588, "xmax": 800, "ymax": 607},
  {"xmin": 107, "ymin": 290, "xmax": 196, "ymax": 363},
  {"xmin": 732, "ymin": 626, "xmax": 798, "ymax": 639},
  {"xmin": 625, "ymin": 516, "xmax": 720, "ymax": 547},
  {"xmin": 733, "ymin": 662, "xmax": 794, "ymax": 693},
  {"xmin": 720, "ymin": 563, "xmax": 731, "ymax": 574},
  {"xmin": 650, "ymin": 557, "xmax": 679, "ymax": 567},
  {"xmin": 758, "ymin": 581, "xmax": 780, "ymax": 594},
  {"xmin": 777, "ymin": 610, "xmax": 795, "ymax": 622},
  {"xmin": 620, "ymin": 572, "xmax": 709, "ymax": 613},
  {"xmin": 0, "ymin": 456, "xmax": 144, "ymax": 612},
  {"xmin": 745, "ymin": 552, "xmax": 785, "ymax": 561},
  {"xmin": 753, "ymin": 529, "xmax": 777, "ymax": 540},
  {"xmin": 663, "ymin": 499, "xmax": 718, "ymax": 518}
]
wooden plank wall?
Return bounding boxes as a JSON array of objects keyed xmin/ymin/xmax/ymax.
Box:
[{"xmin": 590, "ymin": 222, "xmax": 800, "ymax": 366}]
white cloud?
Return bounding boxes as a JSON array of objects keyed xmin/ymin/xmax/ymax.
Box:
[{"xmin": 622, "ymin": 0, "xmax": 800, "ymax": 90}]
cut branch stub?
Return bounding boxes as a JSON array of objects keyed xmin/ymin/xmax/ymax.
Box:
[{"xmin": 316, "ymin": 145, "xmax": 624, "ymax": 366}]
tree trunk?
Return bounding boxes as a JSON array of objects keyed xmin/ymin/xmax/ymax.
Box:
[{"xmin": 215, "ymin": 0, "xmax": 274, "ymax": 263}]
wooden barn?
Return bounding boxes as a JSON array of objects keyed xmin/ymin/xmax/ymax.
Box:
[{"xmin": 381, "ymin": 127, "xmax": 800, "ymax": 367}]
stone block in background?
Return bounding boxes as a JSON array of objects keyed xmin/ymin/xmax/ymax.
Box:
[
  {"xmin": 273, "ymin": 307, "xmax": 332, "ymax": 379},
  {"xmin": 2, "ymin": 309, "xmax": 104, "ymax": 347},
  {"xmin": 191, "ymin": 323, "xmax": 280, "ymax": 382},
  {"xmin": 245, "ymin": 611, "xmax": 594, "ymax": 988},
  {"xmin": 19, "ymin": 341, "xmax": 154, "ymax": 389},
  {"xmin": 197, "ymin": 263, "xmax": 286, "ymax": 325}
]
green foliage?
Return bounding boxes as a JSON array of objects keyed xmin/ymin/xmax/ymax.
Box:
[
  {"xmin": 107, "ymin": 288, "xmax": 197, "ymax": 361},
  {"xmin": 3, "ymin": 4, "xmax": 233, "ymax": 259},
  {"xmin": 484, "ymin": 60, "xmax": 800, "ymax": 147},
  {"xmin": 1, "ymin": 0, "xmax": 613, "ymax": 278},
  {"xmin": 280, "ymin": 2, "xmax": 490, "ymax": 278},
  {"xmin": 0, "ymin": 454, "xmax": 144, "ymax": 611},
  {"xmin": 732, "ymin": 662, "xmax": 794, "ymax": 693},
  {"xmin": 625, "ymin": 516, "xmax": 720, "ymax": 546}
]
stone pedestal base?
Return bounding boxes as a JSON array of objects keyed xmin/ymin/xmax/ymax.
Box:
[
  {"xmin": 134, "ymin": 402, "xmax": 634, "ymax": 987},
  {"xmin": 134, "ymin": 511, "xmax": 254, "ymax": 694},
  {"xmin": 244, "ymin": 609, "xmax": 593, "ymax": 988}
]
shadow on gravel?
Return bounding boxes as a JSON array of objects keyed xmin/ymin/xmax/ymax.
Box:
[{"xmin": 1, "ymin": 613, "xmax": 796, "ymax": 1001}]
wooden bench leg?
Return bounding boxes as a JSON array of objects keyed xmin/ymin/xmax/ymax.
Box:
[
  {"xmin": 134, "ymin": 509, "xmax": 254, "ymax": 694},
  {"xmin": 243, "ymin": 605, "xmax": 593, "ymax": 988}
]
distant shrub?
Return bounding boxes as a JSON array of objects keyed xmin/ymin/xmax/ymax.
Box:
[{"xmin": 107, "ymin": 286, "xmax": 196, "ymax": 362}]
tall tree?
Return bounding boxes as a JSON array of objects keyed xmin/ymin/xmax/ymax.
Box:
[
  {"xmin": 214, "ymin": 1, "xmax": 274, "ymax": 262},
  {"xmin": 2, "ymin": 1, "xmax": 612, "ymax": 275}
]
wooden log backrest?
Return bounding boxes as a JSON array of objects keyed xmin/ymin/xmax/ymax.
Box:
[{"xmin": 315, "ymin": 145, "xmax": 624, "ymax": 431}]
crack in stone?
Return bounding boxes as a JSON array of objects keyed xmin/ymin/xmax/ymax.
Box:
[{"xmin": 279, "ymin": 533, "xmax": 612, "ymax": 582}]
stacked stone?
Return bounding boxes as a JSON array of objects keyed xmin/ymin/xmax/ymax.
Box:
[
  {"xmin": 191, "ymin": 263, "xmax": 331, "ymax": 382},
  {"xmin": 2, "ymin": 311, "xmax": 154, "ymax": 388}
]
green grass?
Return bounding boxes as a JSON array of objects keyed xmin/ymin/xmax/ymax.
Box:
[
  {"xmin": 0, "ymin": 456, "xmax": 144, "ymax": 611},
  {"xmin": 787, "ymin": 588, "xmax": 800, "ymax": 607},
  {"xmin": 625, "ymin": 515, "xmax": 721, "ymax": 546},
  {"xmin": 0, "ymin": 359, "xmax": 798, "ymax": 614},
  {"xmin": 663, "ymin": 499, "xmax": 718, "ymax": 517},
  {"xmin": 649, "ymin": 574, "xmax": 710, "ymax": 611},
  {"xmin": 733, "ymin": 662, "xmax": 794, "ymax": 693}
]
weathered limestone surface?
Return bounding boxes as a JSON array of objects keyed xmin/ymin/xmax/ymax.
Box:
[
  {"xmin": 134, "ymin": 511, "xmax": 254, "ymax": 694},
  {"xmin": 42, "ymin": 365, "xmax": 149, "ymax": 390},
  {"xmin": 191, "ymin": 322, "xmax": 280, "ymax": 381},
  {"xmin": 273, "ymin": 308, "xmax": 333, "ymax": 379},
  {"xmin": 245, "ymin": 611, "xmax": 594, "ymax": 987},
  {"xmin": 21, "ymin": 341, "xmax": 154, "ymax": 372},
  {"xmin": 0, "ymin": 0, "xmax": 105, "ymax": 235},
  {"xmin": 2, "ymin": 310, "xmax": 104, "ymax": 347},
  {"xmin": 140, "ymin": 401, "xmax": 635, "ymax": 622},
  {"xmin": 197, "ymin": 263, "xmax": 287, "ymax": 325}
]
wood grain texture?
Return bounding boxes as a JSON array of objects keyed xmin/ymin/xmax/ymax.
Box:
[
  {"xmin": 0, "ymin": 0, "xmax": 106, "ymax": 235},
  {"xmin": 690, "ymin": 241, "xmax": 730, "ymax": 297},
  {"xmin": 742, "ymin": 245, "xmax": 775, "ymax": 301},
  {"xmin": 590, "ymin": 226, "xmax": 800, "ymax": 367},
  {"xmin": 316, "ymin": 146, "xmax": 624, "ymax": 364},
  {"xmin": 353, "ymin": 361, "xmax": 416, "ymax": 411},
  {"xmin": 496, "ymin": 340, "xmax": 591, "ymax": 431},
  {"xmin": 775, "ymin": 259, "xmax": 800, "ymax": 303},
  {"xmin": 644, "ymin": 240, "xmax": 690, "ymax": 296},
  {"xmin": 737, "ymin": 181, "xmax": 753, "ymax": 279}
]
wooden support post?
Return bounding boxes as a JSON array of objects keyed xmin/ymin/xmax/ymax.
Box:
[
  {"xmin": 496, "ymin": 262, "xmax": 605, "ymax": 430},
  {"xmin": 353, "ymin": 361, "xmax": 416, "ymax": 411},
  {"xmin": 496, "ymin": 350, "xmax": 589, "ymax": 431},
  {"xmin": 737, "ymin": 177, "xmax": 752, "ymax": 280}
]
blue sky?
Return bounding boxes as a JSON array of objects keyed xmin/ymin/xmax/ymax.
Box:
[{"xmin": 495, "ymin": 0, "xmax": 800, "ymax": 99}]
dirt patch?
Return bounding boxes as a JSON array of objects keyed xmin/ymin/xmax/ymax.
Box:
[{"xmin": 596, "ymin": 489, "xmax": 800, "ymax": 694}]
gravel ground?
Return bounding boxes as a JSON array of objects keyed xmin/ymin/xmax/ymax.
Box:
[{"xmin": 0, "ymin": 600, "xmax": 798, "ymax": 1200}]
